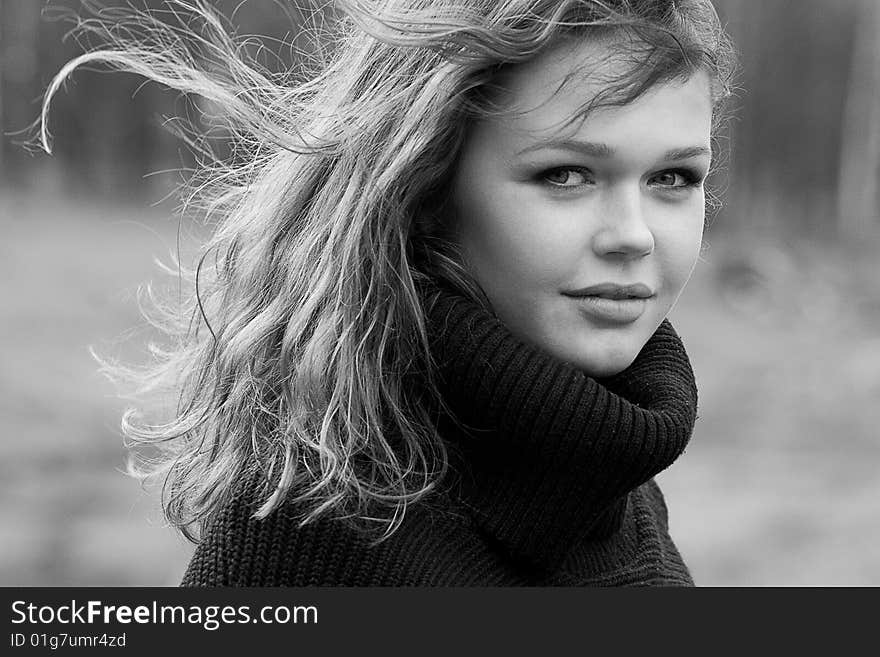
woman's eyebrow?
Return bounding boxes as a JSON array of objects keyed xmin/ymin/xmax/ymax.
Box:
[
  {"xmin": 515, "ymin": 139, "xmax": 613, "ymax": 158},
  {"xmin": 515, "ymin": 139, "xmax": 712, "ymax": 161},
  {"xmin": 663, "ymin": 145, "xmax": 712, "ymax": 161}
]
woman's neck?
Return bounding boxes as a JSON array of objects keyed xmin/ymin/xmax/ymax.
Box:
[{"xmin": 424, "ymin": 282, "xmax": 698, "ymax": 572}]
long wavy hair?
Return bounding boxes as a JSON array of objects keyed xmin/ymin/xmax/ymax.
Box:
[{"xmin": 41, "ymin": 0, "xmax": 736, "ymax": 543}]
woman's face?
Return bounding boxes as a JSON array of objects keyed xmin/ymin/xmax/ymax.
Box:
[{"xmin": 449, "ymin": 40, "xmax": 713, "ymax": 377}]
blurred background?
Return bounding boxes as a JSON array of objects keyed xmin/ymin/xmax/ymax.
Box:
[{"xmin": 1, "ymin": 0, "xmax": 879, "ymax": 586}]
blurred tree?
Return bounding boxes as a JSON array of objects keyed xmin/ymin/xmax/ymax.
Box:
[
  {"xmin": 714, "ymin": 0, "xmax": 864, "ymax": 239},
  {"xmin": 1, "ymin": 0, "xmax": 42, "ymax": 183},
  {"xmin": 837, "ymin": 0, "xmax": 880, "ymax": 242},
  {"xmin": 0, "ymin": 0, "xmax": 877, "ymax": 240},
  {"xmin": 0, "ymin": 0, "xmax": 323, "ymax": 198}
]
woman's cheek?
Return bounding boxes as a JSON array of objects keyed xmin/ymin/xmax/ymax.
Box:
[
  {"xmin": 660, "ymin": 222, "xmax": 703, "ymax": 296},
  {"xmin": 503, "ymin": 202, "xmax": 581, "ymax": 282},
  {"xmin": 479, "ymin": 205, "xmax": 553, "ymax": 279}
]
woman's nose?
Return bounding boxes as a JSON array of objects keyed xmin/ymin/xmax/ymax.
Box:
[{"xmin": 591, "ymin": 187, "xmax": 655, "ymax": 258}]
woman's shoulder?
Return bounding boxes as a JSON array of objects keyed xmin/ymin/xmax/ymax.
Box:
[
  {"xmin": 179, "ymin": 472, "xmax": 490, "ymax": 587},
  {"xmin": 179, "ymin": 468, "xmax": 375, "ymax": 586},
  {"xmin": 180, "ymin": 491, "xmax": 367, "ymax": 587}
]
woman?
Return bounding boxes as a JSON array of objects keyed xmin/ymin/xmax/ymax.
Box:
[{"xmin": 43, "ymin": 0, "xmax": 736, "ymax": 585}]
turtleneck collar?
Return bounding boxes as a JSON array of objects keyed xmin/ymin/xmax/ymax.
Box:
[{"xmin": 423, "ymin": 282, "xmax": 698, "ymax": 574}]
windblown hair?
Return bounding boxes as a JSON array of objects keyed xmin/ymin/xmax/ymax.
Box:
[{"xmin": 42, "ymin": 0, "xmax": 736, "ymax": 543}]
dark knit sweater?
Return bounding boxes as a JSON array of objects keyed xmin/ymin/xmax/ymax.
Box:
[{"xmin": 181, "ymin": 285, "xmax": 698, "ymax": 586}]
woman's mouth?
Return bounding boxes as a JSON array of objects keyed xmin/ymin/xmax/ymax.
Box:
[
  {"xmin": 562, "ymin": 283, "xmax": 655, "ymax": 324},
  {"xmin": 568, "ymin": 295, "xmax": 649, "ymax": 324}
]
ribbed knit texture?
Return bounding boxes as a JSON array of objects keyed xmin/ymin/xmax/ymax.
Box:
[{"xmin": 181, "ymin": 284, "xmax": 698, "ymax": 587}]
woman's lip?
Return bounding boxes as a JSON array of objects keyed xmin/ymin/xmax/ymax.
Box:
[
  {"xmin": 564, "ymin": 282, "xmax": 655, "ymax": 299},
  {"xmin": 567, "ymin": 294, "xmax": 649, "ymax": 324}
]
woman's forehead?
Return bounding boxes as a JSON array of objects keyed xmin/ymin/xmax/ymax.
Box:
[
  {"xmin": 478, "ymin": 64, "xmax": 714, "ymax": 165},
  {"xmin": 494, "ymin": 37, "xmax": 636, "ymax": 109}
]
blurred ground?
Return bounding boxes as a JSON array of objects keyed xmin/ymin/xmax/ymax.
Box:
[
  {"xmin": 662, "ymin": 231, "xmax": 880, "ymax": 586},
  {"xmin": 0, "ymin": 193, "xmax": 195, "ymax": 586},
  {"xmin": 1, "ymin": 193, "xmax": 879, "ymax": 586}
]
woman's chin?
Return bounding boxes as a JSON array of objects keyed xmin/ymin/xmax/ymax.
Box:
[
  {"xmin": 575, "ymin": 356, "xmax": 637, "ymax": 378},
  {"xmin": 558, "ymin": 326, "xmax": 656, "ymax": 377},
  {"xmin": 548, "ymin": 342, "xmax": 640, "ymax": 378},
  {"xmin": 497, "ymin": 310, "xmax": 652, "ymax": 378}
]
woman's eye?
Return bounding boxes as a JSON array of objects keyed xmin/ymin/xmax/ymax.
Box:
[
  {"xmin": 542, "ymin": 168, "xmax": 590, "ymax": 187},
  {"xmin": 650, "ymin": 170, "xmax": 700, "ymax": 188}
]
